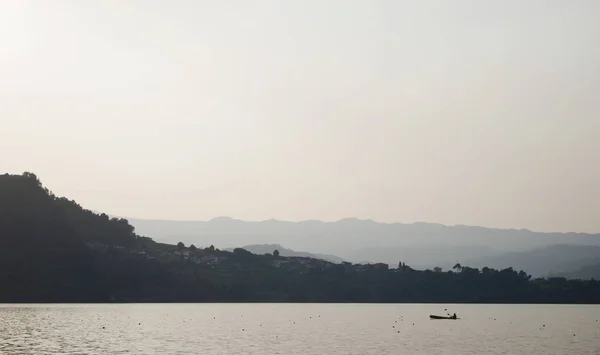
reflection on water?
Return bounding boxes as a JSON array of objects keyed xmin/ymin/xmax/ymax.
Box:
[{"xmin": 0, "ymin": 304, "xmax": 598, "ymax": 354}]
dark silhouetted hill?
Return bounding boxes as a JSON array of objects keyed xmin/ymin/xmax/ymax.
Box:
[
  {"xmin": 226, "ymin": 244, "xmax": 344, "ymax": 263},
  {"xmin": 0, "ymin": 172, "xmax": 174, "ymax": 302}
]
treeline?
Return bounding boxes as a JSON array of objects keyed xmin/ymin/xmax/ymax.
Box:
[{"xmin": 0, "ymin": 172, "xmax": 598, "ymax": 303}]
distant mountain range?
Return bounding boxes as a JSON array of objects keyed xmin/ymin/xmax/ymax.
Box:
[
  {"xmin": 457, "ymin": 244, "xmax": 600, "ymax": 278},
  {"xmin": 552, "ymin": 262, "xmax": 600, "ymax": 280},
  {"xmin": 128, "ymin": 217, "xmax": 600, "ymax": 278}
]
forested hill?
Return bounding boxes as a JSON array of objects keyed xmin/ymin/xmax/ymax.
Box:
[
  {"xmin": 0, "ymin": 172, "xmax": 141, "ymax": 249},
  {"xmin": 0, "ymin": 172, "xmax": 169, "ymax": 302},
  {"xmin": 1, "ymin": 172, "xmax": 599, "ymax": 304}
]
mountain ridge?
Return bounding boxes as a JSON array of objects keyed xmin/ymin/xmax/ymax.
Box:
[
  {"xmin": 128, "ymin": 216, "xmax": 600, "ymax": 277},
  {"xmin": 121, "ymin": 215, "xmax": 597, "ymax": 235}
]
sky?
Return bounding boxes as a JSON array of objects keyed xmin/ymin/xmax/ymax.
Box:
[{"xmin": 1, "ymin": 1, "xmax": 599, "ymax": 233}]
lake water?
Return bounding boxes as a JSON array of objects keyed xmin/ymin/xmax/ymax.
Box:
[{"xmin": 0, "ymin": 304, "xmax": 598, "ymax": 354}]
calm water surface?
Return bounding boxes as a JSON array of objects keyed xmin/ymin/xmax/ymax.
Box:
[{"xmin": 0, "ymin": 304, "xmax": 598, "ymax": 354}]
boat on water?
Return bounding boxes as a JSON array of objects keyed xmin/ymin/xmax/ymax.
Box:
[{"xmin": 430, "ymin": 315, "xmax": 458, "ymax": 320}]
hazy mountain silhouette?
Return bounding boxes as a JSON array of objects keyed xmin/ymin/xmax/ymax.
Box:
[
  {"xmin": 552, "ymin": 262, "xmax": 600, "ymax": 280},
  {"xmin": 128, "ymin": 217, "xmax": 600, "ymax": 275},
  {"xmin": 224, "ymin": 244, "xmax": 344, "ymax": 263},
  {"xmin": 459, "ymin": 244, "xmax": 600, "ymax": 277}
]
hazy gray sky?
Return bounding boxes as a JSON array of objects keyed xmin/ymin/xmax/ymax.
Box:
[{"xmin": 1, "ymin": 1, "xmax": 599, "ymax": 232}]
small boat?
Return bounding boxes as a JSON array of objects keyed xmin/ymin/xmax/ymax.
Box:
[{"xmin": 430, "ymin": 315, "xmax": 458, "ymax": 320}]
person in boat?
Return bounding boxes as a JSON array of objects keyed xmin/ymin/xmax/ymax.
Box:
[{"xmin": 451, "ymin": 313, "xmax": 457, "ymax": 319}]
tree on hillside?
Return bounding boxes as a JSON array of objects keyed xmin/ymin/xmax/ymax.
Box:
[
  {"xmin": 177, "ymin": 242, "xmax": 185, "ymax": 250},
  {"xmin": 22, "ymin": 172, "xmax": 41, "ymax": 186},
  {"xmin": 273, "ymin": 249, "xmax": 280, "ymax": 257},
  {"xmin": 433, "ymin": 266, "xmax": 443, "ymax": 273},
  {"xmin": 189, "ymin": 244, "xmax": 197, "ymax": 252}
]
